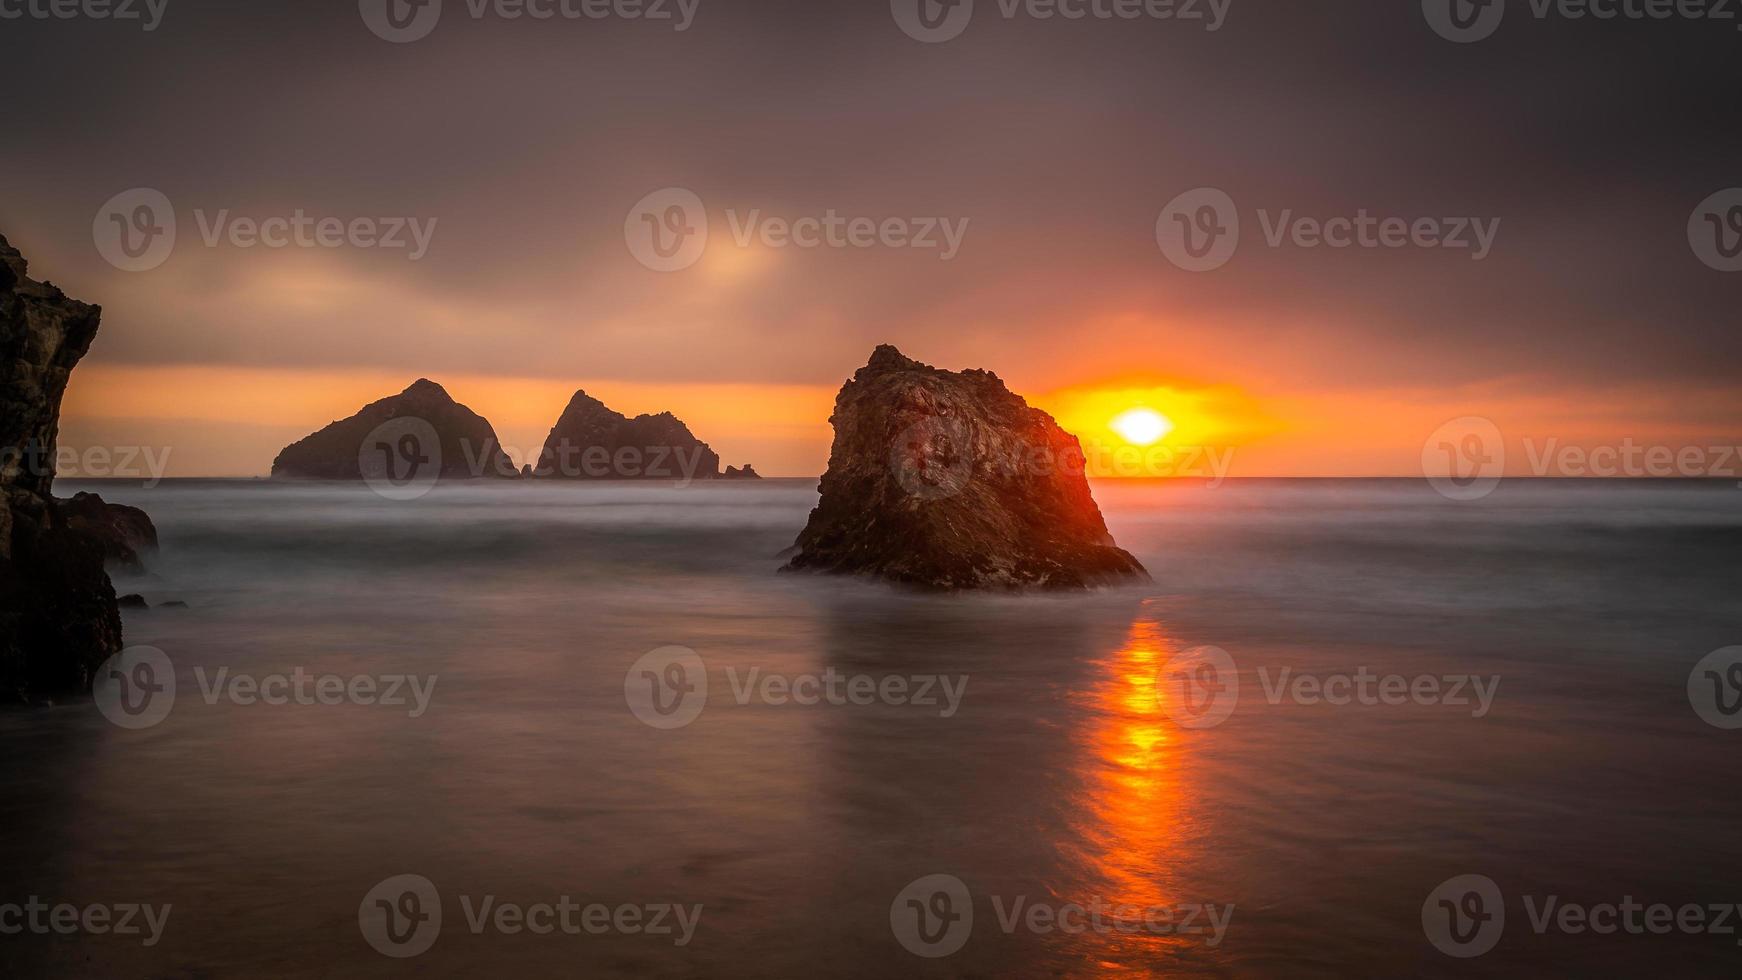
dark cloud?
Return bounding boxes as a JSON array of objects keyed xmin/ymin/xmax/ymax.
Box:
[{"xmin": 1, "ymin": 0, "xmax": 1736, "ymax": 391}]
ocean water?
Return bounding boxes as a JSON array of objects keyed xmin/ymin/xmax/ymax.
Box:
[{"xmin": 3, "ymin": 478, "xmax": 1740, "ymax": 977}]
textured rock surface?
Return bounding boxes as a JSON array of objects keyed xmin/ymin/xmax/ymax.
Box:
[
  {"xmin": 784, "ymin": 345, "xmax": 1148, "ymax": 591},
  {"xmin": 271, "ymin": 379, "xmax": 517, "ymax": 481},
  {"xmin": 58, "ymin": 490, "xmax": 159, "ymax": 573},
  {"xmin": 0, "ymin": 233, "xmax": 124, "ymax": 698},
  {"xmin": 533, "ymin": 390, "xmax": 726, "ymax": 480}
]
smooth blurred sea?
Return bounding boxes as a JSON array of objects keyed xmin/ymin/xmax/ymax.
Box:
[{"xmin": 3, "ymin": 477, "xmax": 1740, "ymax": 977}]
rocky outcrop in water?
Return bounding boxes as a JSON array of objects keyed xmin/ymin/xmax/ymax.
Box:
[
  {"xmin": 58, "ymin": 491, "xmax": 158, "ymax": 573},
  {"xmin": 533, "ymin": 390, "xmax": 733, "ymax": 481},
  {"xmin": 0, "ymin": 234, "xmax": 125, "ymax": 698},
  {"xmin": 783, "ymin": 345, "xmax": 1148, "ymax": 591},
  {"xmin": 723, "ymin": 464, "xmax": 761, "ymax": 480},
  {"xmin": 271, "ymin": 379, "xmax": 517, "ymax": 482}
]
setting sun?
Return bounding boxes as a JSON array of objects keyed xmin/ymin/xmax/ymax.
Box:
[{"xmin": 1110, "ymin": 407, "xmax": 1173, "ymax": 446}]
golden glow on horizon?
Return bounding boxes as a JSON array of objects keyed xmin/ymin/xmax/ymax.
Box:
[
  {"xmin": 1032, "ymin": 381, "xmax": 1281, "ymax": 477},
  {"xmin": 1109, "ymin": 407, "xmax": 1173, "ymax": 447},
  {"xmin": 58, "ymin": 362, "xmax": 1742, "ymax": 479}
]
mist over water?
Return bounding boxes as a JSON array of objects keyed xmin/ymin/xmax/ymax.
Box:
[{"xmin": 4, "ymin": 478, "xmax": 1740, "ymax": 976}]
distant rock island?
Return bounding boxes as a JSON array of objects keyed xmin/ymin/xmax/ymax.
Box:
[
  {"xmin": 783, "ymin": 345, "xmax": 1148, "ymax": 591},
  {"xmin": 270, "ymin": 381, "xmax": 757, "ymax": 484},
  {"xmin": 272, "ymin": 379, "xmax": 518, "ymax": 481},
  {"xmin": 531, "ymin": 389, "xmax": 755, "ymax": 481},
  {"xmin": 1, "ymin": 233, "xmax": 159, "ymax": 699}
]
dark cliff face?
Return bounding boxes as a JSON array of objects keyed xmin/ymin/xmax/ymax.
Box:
[
  {"xmin": 0, "ymin": 235, "xmax": 101, "ymax": 512},
  {"xmin": 271, "ymin": 379, "xmax": 517, "ymax": 481},
  {"xmin": 784, "ymin": 345, "xmax": 1149, "ymax": 591},
  {"xmin": 533, "ymin": 390, "xmax": 724, "ymax": 481},
  {"xmin": 0, "ymin": 234, "xmax": 124, "ymax": 698}
]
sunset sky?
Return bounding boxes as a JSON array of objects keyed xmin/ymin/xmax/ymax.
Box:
[{"xmin": 4, "ymin": 0, "xmax": 1737, "ymax": 477}]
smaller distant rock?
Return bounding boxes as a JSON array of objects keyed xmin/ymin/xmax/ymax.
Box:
[
  {"xmin": 723, "ymin": 464, "xmax": 762, "ymax": 480},
  {"xmin": 117, "ymin": 594, "xmax": 148, "ymax": 609},
  {"xmin": 533, "ymin": 390, "xmax": 728, "ymax": 480}
]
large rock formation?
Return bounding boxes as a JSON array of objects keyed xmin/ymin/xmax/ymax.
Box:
[
  {"xmin": 533, "ymin": 390, "xmax": 744, "ymax": 481},
  {"xmin": 272, "ymin": 379, "xmax": 517, "ymax": 482},
  {"xmin": 784, "ymin": 345, "xmax": 1148, "ymax": 591},
  {"xmin": 0, "ymin": 234, "xmax": 124, "ymax": 698}
]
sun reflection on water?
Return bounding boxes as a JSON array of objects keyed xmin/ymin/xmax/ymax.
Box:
[{"xmin": 1056, "ymin": 619, "xmax": 1200, "ymax": 972}]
